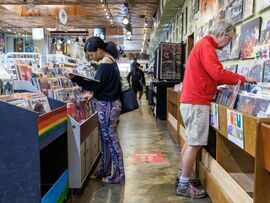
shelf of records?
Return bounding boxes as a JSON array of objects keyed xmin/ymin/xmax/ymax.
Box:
[
  {"xmin": 5, "ymin": 52, "xmax": 42, "ymax": 76},
  {"xmin": 0, "ymin": 93, "xmax": 69, "ymax": 201},
  {"xmin": 214, "ymin": 82, "xmax": 270, "ymax": 118}
]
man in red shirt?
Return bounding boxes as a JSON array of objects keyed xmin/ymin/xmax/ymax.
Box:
[{"xmin": 176, "ymin": 20, "xmax": 257, "ymax": 198}]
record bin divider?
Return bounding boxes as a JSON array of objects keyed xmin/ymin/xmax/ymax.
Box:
[{"xmin": 0, "ymin": 98, "xmax": 68, "ymax": 202}]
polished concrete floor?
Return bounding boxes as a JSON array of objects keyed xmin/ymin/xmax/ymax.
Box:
[{"xmin": 73, "ymin": 98, "xmax": 212, "ymax": 203}]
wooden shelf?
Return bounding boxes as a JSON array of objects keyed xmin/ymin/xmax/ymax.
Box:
[{"xmin": 229, "ymin": 172, "xmax": 254, "ymax": 194}]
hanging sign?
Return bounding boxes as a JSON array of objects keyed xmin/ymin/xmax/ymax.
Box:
[{"xmin": 59, "ymin": 9, "xmax": 68, "ymax": 25}]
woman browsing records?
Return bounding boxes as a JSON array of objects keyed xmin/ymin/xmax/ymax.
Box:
[{"xmin": 65, "ymin": 36, "xmax": 124, "ymax": 184}]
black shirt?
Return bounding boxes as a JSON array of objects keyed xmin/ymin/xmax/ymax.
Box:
[{"xmin": 72, "ymin": 62, "xmax": 121, "ymax": 101}]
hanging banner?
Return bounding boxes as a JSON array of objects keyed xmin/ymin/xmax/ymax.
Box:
[{"xmin": 227, "ymin": 109, "xmax": 244, "ymax": 149}]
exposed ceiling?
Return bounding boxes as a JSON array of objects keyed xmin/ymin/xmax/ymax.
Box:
[{"xmin": 0, "ymin": 0, "xmax": 159, "ymax": 52}]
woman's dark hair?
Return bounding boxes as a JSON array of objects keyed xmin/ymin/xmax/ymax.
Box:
[{"xmin": 84, "ymin": 36, "xmax": 119, "ymax": 59}]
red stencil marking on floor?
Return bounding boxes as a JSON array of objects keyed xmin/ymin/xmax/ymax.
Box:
[{"xmin": 131, "ymin": 152, "xmax": 164, "ymax": 163}]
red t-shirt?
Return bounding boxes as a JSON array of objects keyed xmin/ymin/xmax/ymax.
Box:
[{"xmin": 180, "ymin": 35, "xmax": 245, "ymax": 105}]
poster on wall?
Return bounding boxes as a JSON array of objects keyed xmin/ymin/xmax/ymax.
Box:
[
  {"xmin": 0, "ymin": 33, "xmax": 5, "ymax": 53},
  {"xmin": 14, "ymin": 38, "xmax": 24, "ymax": 52},
  {"xmin": 25, "ymin": 39, "xmax": 34, "ymax": 52},
  {"xmin": 227, "ymin": 109, "xmax": 244, "ymax": 149},
  {"xmin": 239, "ymin": 17, "xmax": 262, "ymax": 59},
  {"xmin": 160, "ymin": 43, "xmax": 182, "ymax": 80},
  {"xmin": 230, "ymin": 0, "xmax": 243, "ymax": 23},
  {"xmin": 94, "ymin": 28, "xmax": 105, "ymax": 40},
  {"xmin": 200, "ymin": 0, "xmax": 214, "ymax": 24},
  {"xmin": 210, "ymin": 103, "xmax": 219, "ymax": 129}
]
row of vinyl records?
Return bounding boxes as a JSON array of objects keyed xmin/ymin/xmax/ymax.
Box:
[
  {"xmin": 0, "ymin": 91, "xmax": 96, "ymax": 123},
  {"xmin": 224, "ymin": 59, "xmax": 270, "ymax": 83},
  {"xmin": 215, "ymin": 83, "xmax": 270, "ymax": 118}
]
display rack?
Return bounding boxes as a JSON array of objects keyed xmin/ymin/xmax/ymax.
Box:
[
  {"xmin": 68, "ymin": 112, "xmax": 100, "ymax": 188},
  {"xmin": 198, "ymin": 103, "xmax": 270, "ymax": 203},
  {"xmin": 0, "ymin": 98, "xmax": 68, "ymax": 202},
  {"xmin": 149, "ymin": 81, "xmax": 180, "ymax": 120}
]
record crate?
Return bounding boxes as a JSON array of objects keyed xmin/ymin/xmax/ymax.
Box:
[
  {"xmin": 67, "ymin": 111, "xmax": 100, "ymax": 189},
  {"xmin": 198, "ymin": 102, "xmax": 270, "ymax": 203},
  {"xmin": 0, "ymin": 98, "xmax": 68, "ymax": 202}
]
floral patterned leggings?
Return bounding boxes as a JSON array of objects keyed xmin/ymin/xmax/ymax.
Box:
[{"xmin": 95, "ymin": 99, "xmax": 125, "ymax": 184}]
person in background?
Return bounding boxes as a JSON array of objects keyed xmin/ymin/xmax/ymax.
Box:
[
  {"xmin": 130, "ymin": 57, "xmax": 139, "ymax": 70},
  {"xmin": 65, "ymin": 36, "xmax": 125, "ymax": 184},
  {"xmin": 176, "ymin": 20, "xmax": 257, "ymax": 198},
  {"xmin": 127, "ymin": 63, "xmax": 146, "ymax": 100}
]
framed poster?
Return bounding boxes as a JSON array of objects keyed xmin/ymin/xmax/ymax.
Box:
[
  {"xmin": 210, "ymin": 103, "xmax": 219, "ymax": 129},
  {"xmin": 0, "ymin": 33, "xmax": 5, "ymax": 53},
  {"xmin": 94, "ymin": 28, "xmax": 105, "ymax": 40},
  {"xmin": 14, "ymin": 38, "xmax": 24, "ymax": 52},
  {"xmin": 227, "ymin": 109, "xmax": 244, "ymax": 149},
  {"xmin": 160, "ymin": 43, "xmax": 182, "ymax": 80},
  {"xmin": 25, "ymin": 39, "xmax": 34, "ymax": 53}
]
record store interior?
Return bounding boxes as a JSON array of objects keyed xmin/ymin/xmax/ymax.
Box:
[{"xmin": 0, "ymin": 0, "xmax": 270, "ymax": 202}]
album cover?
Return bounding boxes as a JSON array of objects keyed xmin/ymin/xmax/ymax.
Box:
[
  {"xmin": 53, "ymin": 88, "xmax": 68, "ymax": 101},
  {"xmin": 225, "ymin": 6, "xmax": 232, "ymax": 21},
  {"xmin": 263, "ymin": 60, "xmax": 270, "ymax": 82},
  {"xmin": 59, "ymin": 77, "xmax": 74, "ymax": 88},
  {"xmin": 48, "ymin": 78, "xmax": 60, "ymax": 90},
  {"xmin": 14, "ymin": 38, "xmax": 24, "ymax": 52},
  {"xmin": 237, "ymin": 64, "xmax": 250, "ymax": 77},
  {"xmin": 16, "ymin": 65, "xmax": 32, "ymax": 81},
  {"xmin": 259, "ymin": 17, "xmax": 270, "ymax": 45},
  {"xmin": 242, "ymin": 0, "xmax": 254, "ymax": 19},
  {"xmin": 29, "ymin": 96, "xmax": 51, "ymax": 113},
  {"xmin": 249, "ymin": 61, "xmax": 263, "ymax": 82},
  {"xmin": 0, "ymin": 79, "xmax": 14, "ymax": 95},
  {"xmin": 217, "ymin": 43, "xmax": 231, "ymax": 61},
  {"xmin": 235, "ymin": 93, "xmax": 270, "ymax": 117},
  {"xmin": 6, "ymin": 98, "xmax": 31, "ymax": 110},
  {"xmin": 231, "ymin": 0, "xmax": 243, "ymax": 23},
  {"xmin": 38, "ymin": 78, "xmax": 50, "ymax": 96},
  {"xmin": 0, "ymin": 32, "xmax": 5, "ymax": 53},
  {"xmin": 200, "ymin": 0, "xmax": 214, "ymax": 24},
  {"xmin": 257, "ymin": 0, "xmax": 270, "ymax": 11},
  {"xmin": 225, "ymin": 65, "xmax": 238, "ymax": 73},
  {"xmin": 240, "ymin": 17, "xmax": 262, "ymax": 59},
  {"xmin": 230, "ymin": 34, "xmax": 241, "ymax": 59}
]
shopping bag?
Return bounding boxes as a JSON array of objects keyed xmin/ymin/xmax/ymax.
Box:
[{"xmin": 120, "ymin": 88, "xmax": 139, "ymax": 114}]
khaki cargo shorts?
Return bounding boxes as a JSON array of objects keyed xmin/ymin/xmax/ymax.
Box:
[{"xmin": 180, "ymin": 103, "xmax": 210, "ymax": 146}]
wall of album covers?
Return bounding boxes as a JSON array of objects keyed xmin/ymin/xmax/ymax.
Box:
[{"xmin": 162, "ymin": 0, "xmax": 270, "ymax": 118}]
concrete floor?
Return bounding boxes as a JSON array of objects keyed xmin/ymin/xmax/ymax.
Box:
[{"xmin": 73, "ymin": 98, "xmax": 212, "ymax": 203}]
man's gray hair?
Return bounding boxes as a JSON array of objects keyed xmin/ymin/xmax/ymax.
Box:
[{"xmin": 209, "ymin": 20, "xmax": 236, "ymax": 37}]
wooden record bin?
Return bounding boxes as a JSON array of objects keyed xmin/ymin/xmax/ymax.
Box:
[
  {"xmin": 0, "ymin": 98, "xmax": 68, "ymax": 202},
  {"xmin": 198, "ymin": 103, "xmax": 270, "ymax": 203},
  {"xmin": 166, "ymin": 88, "xmax": 185, "ymax": 147}
]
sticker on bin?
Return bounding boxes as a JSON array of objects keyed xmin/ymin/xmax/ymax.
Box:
[{"xmin": 131, "ymin": 152, "xmax": 164, "ymax": 163}]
